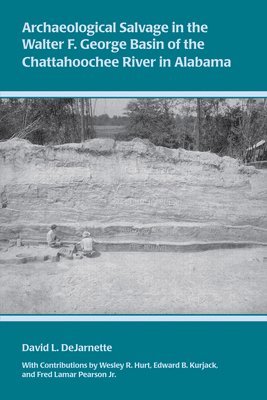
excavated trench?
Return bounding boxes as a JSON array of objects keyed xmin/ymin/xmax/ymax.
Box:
[{"xmin": 0, "ymin": 137, "xmax": 267, "ymax": 261}]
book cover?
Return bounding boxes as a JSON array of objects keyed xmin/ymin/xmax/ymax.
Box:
[{"xmin": 0, "ymin": 1, "xmax": 266, "ymax": 399}]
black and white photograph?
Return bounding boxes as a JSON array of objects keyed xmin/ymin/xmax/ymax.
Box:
[{"xmin": 0, "ymin": 97, "xmax": 266, "ymax": 314}]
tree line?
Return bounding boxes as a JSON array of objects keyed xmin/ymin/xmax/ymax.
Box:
[
  {"xmin": 125, "ymin": 98, "xmax": 267, "ymax": 157},
  {"xmin": 0, "ymin": 98, "xmax": 266, "ymax": 158}
]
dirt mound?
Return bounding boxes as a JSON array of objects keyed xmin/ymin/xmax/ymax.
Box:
[{"xmin": 0, "ymin": 137, "xmax": 254, "ymax": 171}]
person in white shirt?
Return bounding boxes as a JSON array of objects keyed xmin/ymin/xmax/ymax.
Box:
[{"xmin": 78, "ymin": 231, "xmax": 95, "ymax": 257}]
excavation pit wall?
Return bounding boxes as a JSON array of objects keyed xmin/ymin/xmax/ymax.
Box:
[{"xmin": 0, "ymin": 138, "xmax": 266, "ymax": 245}]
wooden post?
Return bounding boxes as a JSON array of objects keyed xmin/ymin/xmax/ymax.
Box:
[
  {"xmin": 80, "ymin": 98, "xmax": 85, "ymax": 142},
  {"xmin": 196, "ymin": 98, "xmax": 201, "ymax": 151}
]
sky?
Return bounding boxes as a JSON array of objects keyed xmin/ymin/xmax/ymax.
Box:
[{"xmin": 93, "ymin": 98, "xmax": 129, "ymax": 116}]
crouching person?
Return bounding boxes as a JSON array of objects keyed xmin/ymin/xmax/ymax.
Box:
[
  {"xmin": 47, "ymin": 224, "xmax": 62, "ymax": 248},
  {"xmin": 79, "ymin": 231, "xmax": 95, "ymax": 257}
]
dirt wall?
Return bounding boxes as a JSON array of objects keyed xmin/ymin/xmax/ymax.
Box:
[{"xmin": 0, "ymin": 138, "xmax": 266, "ymax": 243}]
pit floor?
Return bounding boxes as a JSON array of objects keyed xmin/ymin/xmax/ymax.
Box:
[{"xmin": 0, "ymin": 248, "xmax": 267, "ymax": 314}]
